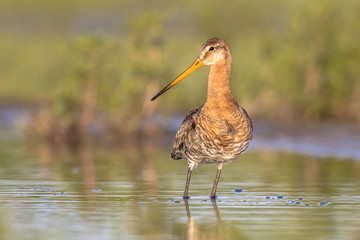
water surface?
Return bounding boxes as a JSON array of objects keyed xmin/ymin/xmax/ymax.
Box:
[{"xmin": 0, "ymin": 135, "xmax": 359, "ymax": 240}]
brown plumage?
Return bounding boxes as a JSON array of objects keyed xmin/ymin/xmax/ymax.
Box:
[{"xmin": 151, "ymin": 38, "xmax": 253, "ymax": 199}]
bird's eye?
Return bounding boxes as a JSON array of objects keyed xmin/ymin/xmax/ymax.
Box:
[{"xmin": 209, "ymin": 47, "xmax": 214, "ymax": 51}]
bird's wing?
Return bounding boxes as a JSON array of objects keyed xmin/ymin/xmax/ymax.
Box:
[{"xmin": 171, "ymin": 105, "xmax": 203, "ymax": 160}]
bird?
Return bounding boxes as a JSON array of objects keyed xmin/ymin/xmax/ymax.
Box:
[{"xmin": 151, "ymin": 38, "xmax": 253, "ymax": 199}]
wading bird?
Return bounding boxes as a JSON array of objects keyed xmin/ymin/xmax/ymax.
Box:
[{"xmin": 151, "ymin": 38, "xmax": 253, "ymax": 199}]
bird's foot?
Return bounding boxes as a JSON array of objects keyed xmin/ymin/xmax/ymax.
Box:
[
  {"xmin": 183, "ymin": 195, "xmax": 190, "ymax": 200},
  {"xmin": 210, "ymin": 194, "xmax": 218, "ymax": 199}
]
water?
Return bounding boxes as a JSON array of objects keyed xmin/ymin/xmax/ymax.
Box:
[{"xmin": 0, "ymin": 133, "xmax": 360, "ymax": 240}]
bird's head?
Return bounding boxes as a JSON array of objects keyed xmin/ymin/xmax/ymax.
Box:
[{"xmin": 151, "ymin": 38, "xmax": 231, "ymax": 101}]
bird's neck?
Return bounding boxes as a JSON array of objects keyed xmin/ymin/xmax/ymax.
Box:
[{"xmin": 204, "ymin": 61, "xmax": 236, "ymax": 113}]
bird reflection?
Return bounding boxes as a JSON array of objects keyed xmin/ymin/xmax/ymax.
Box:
[
  {"xmin": 182, "ymin": 198, "xmax": 246, "ymax": 239},
  {"xmin": 184, "ymin": 198, "xmax": 222, "ymax": 240}
]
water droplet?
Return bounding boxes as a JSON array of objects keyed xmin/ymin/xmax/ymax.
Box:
[
  {"xmin": 318, "ymin": 201, "xmax": 329, "ymax": 207},
  {"xmin": 234, "ymin": 188, "xmax": 243, "ymax": 193}
]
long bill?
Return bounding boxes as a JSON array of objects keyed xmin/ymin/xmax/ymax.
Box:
[{"xmin": 151, "ymin": 58, "xmax": 205, "ymax": 101}]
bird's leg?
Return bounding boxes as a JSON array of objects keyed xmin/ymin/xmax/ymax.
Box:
[
  {"xmin": 183, "ymin": 167, "xmax": 192, "ymax": 199},
  {"xmin": 210, "ymin": 163, "xmax": 223, "ymax": 199},
  {"xmin": 184, "ymin": 197, "xmax": 191, "ymax": 219}
]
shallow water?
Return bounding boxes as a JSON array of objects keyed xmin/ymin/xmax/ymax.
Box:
[{"xmin": 0, "ymin": 135, "xmax": 360, "ymax": 240}]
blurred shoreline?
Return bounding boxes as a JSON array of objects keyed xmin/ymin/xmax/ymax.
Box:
[
  {"xmin": 1, "ymin": 105, "xmax": 359, "ymax": 160},
  {"xmin": 1, "ymin": 0, "xmax": 360, "ymax": 160}
]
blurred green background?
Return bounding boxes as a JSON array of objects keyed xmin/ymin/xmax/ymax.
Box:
[{"xmin": 1, "ymin": 0, "xmax": 360, "ymax": 141}]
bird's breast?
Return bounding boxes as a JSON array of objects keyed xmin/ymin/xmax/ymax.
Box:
[{"xmin": 173, "ymin": 106, "xmax": 253, "ymax": 165}]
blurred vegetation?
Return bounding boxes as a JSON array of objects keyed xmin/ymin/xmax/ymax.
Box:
[{"xmin": 0, "ymin": 0, "xmax": 360, "ymax": 142}]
